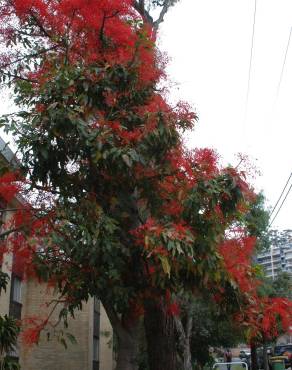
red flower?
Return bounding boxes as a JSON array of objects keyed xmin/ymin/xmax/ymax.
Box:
[
  {"xmin": 21, "ymin": 327, "xmax": 41, "ymax": 346},
  {"xmin": 166, "ymin": 302, "xmax": 180, "ymax": 316}
]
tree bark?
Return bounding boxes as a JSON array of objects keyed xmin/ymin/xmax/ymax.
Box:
[
  {"xmin": 133, "ymin": 0, "xmax": 176, "ymax": 32},
  {"xmin": 175, "ymin": 313, "xmax": 193, "ymax": 370},
  {"xmin": 102, "ymin": 301, "xmax": 140, "ymax": 370},
  {"xmin": 183, "ymin": 314, "xmax": 193, "ymax": 370},
  {"xmin": 262, "ymin": 337, "xmax": 268, "ymax": 370},
  {"xmin": 250, "ymin": 342, "xmax": 258, "ymax": 370},
  {"xmin": 144, "ymin": 301, "xmax": 177, "ymax": 370},
  {"xmin": 183, "ymin": 335, "xmax": 192, "ymax": 370},
  {"xmin": 116, "ymin": 328, "xmax": 140, "ymax": 370}
]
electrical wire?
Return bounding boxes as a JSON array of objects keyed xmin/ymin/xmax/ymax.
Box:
[
  {"xmin": 268, "ymin": 28, "xmax": 292, "ymax": 226},
  {"xmin": 244, "ymin": 0, "xmax": 258, "ymax": 120},
  {"xmin": 269, "ymin": 179, "xmax": 292, "ymax": 227},
  {"xmin": 276, "ymin": 26, "xmax": 292, "ymax": 99},
  {"xmin": 269, "ymin": 171, "xmax": 292, "ymax": 217}
]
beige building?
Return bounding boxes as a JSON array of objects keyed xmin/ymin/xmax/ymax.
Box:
[
  {"xmin": 0, "ymin": 138, "xmax": 114, "ymax": 370},
  {"xmin": 20, "ymin": 281, "xmax": 114, "ymax": 370}
]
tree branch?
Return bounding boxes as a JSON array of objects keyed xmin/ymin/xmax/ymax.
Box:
[
  {"xmin": 0, "ymin": 226, "xmax": 24, "ymax": 239},
  {"xmin": 99, "ymin": 11, "xmax": 120, "ymax": 43},
  {"xmin": 0, "ymin": 45, "xmax": 59, "ymax": 70},
  {"xmin": 29, "ymin": 12, "xmax": 53, "ymax": 40},
  {"xmin": 0, "ymin": 71, "xmax": 38, "ymax": 83},
  {"xmin": 101, "ymin": 300, "xmax": 125, "ymax": 339},
  {"xmin": 174, "ymin": 315, "xmax": 186, "ymax": 343},
  {"xmin": 133, "ymin": 1, "xmax": 154, "ymax": 26},
  {"xmin": 153, "ymin": 0, "xmax": 172, "ymax": 32},
  {"xmin": 133, "ymin": 0, "xmax": 175, "ymax": 31}
]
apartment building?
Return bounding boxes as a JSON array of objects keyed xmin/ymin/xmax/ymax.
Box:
[
  {"xmin": 0, "ymin": 138, "xmax": 114, "ymax": 370},
  {"xmin": 257, "ymin": 230, "xmax": 292, "ymax": 278},
  {"xmin": 257, "ymin": 247, "xmax": 283, "ymax": 279}
]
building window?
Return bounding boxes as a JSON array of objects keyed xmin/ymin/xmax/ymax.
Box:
[
  {"xmin": 12, "ymin": 276, "xmax": 21, "ymax": 303},
  {"xmin": 93, "ymin": 336, "xmax": 99, "ymax": 362},
  {"xmin": 94, "ymin": 297, "xmax": 100, "ymax": 313},
  {"xmin": 9, "ymin": 275, "xmax": 22, "ymax": 319},
  {"xmin": 93, "ymin": 297, "xmax": 100, "ymax": 370}
]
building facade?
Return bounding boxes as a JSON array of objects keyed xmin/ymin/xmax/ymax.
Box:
[
  {"xmin": 20, "ymin": 281, "xmax": 114, "ymax": 370},
  {"xmin": 257, "ymin": 230, "xmax": 292, "ymax": 279},
  {"xmin": 0, "ymin": 138, "xmax": 114, "ymax": 370}
]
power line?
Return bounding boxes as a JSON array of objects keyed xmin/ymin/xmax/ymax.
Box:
[
  {"xmin": 269, "ymin": 179, "xmax": 292, "ymax": 228},
  {"xmin": 268, "ymin": 28, "xmax": 292, "ymax": 226},
  {"xmin": 270, "ymin": 171, "xmax": 292, "ymax": 217},
  {"xmin": 276, "ymin": 26, "xmax": 292, "ymax": 100},
  {"xmin": 244, "ymin": 0, "xmax": 257, "ymax": 120}
]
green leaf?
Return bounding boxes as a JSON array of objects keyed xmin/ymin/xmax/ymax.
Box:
[
  {"xmin": 66, "ymin": 332, "xmax": 77, "ymax": 345},
  {"xmin": 48, "ymin": 102, "xmax": 58, "ymax": 110},
  {"xmin": 40, "ymin": 146, "xmax": 49, "ymax": 159},
  {"xmin": 59, "ymin": 337, "xmax": 67, "ymax": 349},
  {"xmin": 159, "ymin": 256, "xmax": 171, "ymax": 277},
  {"xmin": 122, "ymin": 154, "xmax": 132, "ymax": 167}
]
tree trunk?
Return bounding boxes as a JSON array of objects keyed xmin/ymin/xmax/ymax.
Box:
[
  {"xmin": 116, "ymin": 329, "xmax": 140, "ymax": 370},
  {"xmin": 102, "ymin": 301, "xmax": 140, "ymax": 370},
  {"xmin": 183, "ymin": 335, "xmax": 192, "ymax": 370},
  {"xmin": 144, "ymin": 301, "xmax": 177, "ymax": 370},
  {"xmin": 175, "ymin": 312, "xmax": 193, "ymax": 370},
  {"xmin": 250, "ymin": 342, "xmax": 258, "ymax": 370},
  {"xmin": 263, "ymin": 337, "xmax": 268, "ymax": 370}
]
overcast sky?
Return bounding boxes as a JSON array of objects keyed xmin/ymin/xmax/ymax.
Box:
[{"xmin": 159, "ymin": 0, "xmax": 292, "ymax": 230}]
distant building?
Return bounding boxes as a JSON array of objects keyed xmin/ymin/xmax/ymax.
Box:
[
  {"xmin": 256, "ymin": 230, "xmax": 292, "ymax": 278},
  {"xmin": 0, "ymin": 139, "xmax": 114, "ymax": 370}
]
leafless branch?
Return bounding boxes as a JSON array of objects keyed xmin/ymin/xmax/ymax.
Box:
[
  {"xmin": 133, "ymin": 0, "xmax": 175, "ymax": 32},
  {"xmin": 133, "ymin": 1, "xmax": 154, "ymax": 26},
  {"xmin": 153, "ymin": 0, "xmax": 172, "ymax": 32}
]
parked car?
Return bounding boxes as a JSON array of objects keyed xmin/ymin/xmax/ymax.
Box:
[
  {"xmin": 240, "ymin": 350, "xmax": 251, "ymax": 369},
  {"xmin": 240, "ymin": 349, "xmax": 251, "ymax": 359}
]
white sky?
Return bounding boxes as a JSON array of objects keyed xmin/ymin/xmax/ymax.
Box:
[
  {"xmin": 1, "ymin": 0, "xmax": 292, "ymax": 230},
  {"xmin": 159, "ymin": 0, "xmax": 292, "ymax": 230}
]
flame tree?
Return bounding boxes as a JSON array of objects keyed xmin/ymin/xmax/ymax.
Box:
[{"xmin": 0, "ymin": 1, "xmax": 291, "ymax": 370}]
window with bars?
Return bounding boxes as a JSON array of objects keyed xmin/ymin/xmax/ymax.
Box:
[
  {"xmin": 0, "ymin": 197, "xmax": 6, "ymax": 295},
  {"xmin": 9, "ymin": 275, "xmax": 22, "ymax": 319},
  {"xmin": 92, "ymin": 297, "xmax": 100, "ymax": 370},
  {"xmin": 12, "ymin": 276, "xmax": 21, "ymax": 303}
]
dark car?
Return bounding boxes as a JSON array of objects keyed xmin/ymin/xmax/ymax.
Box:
[
  {"xmin": 239, "ymin": 349, "xmax": 251, "ymax": 360},
  {"xmin": 273, "ymin": 344, "xmax": 292, "ymax": 369},
  {"xmin": 239, "ymin": 351, "xmax": 251, "ymax": 369}
]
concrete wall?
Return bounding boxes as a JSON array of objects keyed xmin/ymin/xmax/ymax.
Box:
[
  {"xmin": 0, "ymin": 252, "xmax": 12, "ymax": 316},
  {"xmin": 0, "ymin": 210, "xmax": 16, "ymax": 316},
  {"xmin": 99, "ymin": 304, "xmax": 114, "ymax": 370}
]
